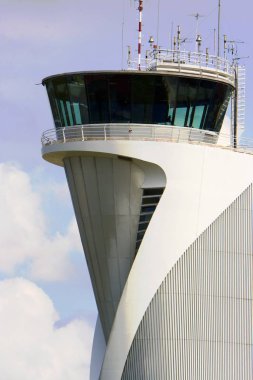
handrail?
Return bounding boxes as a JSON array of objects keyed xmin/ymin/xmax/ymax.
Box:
[
  {"xmin": 128, "ymin": 49, "xmax": 234, "ymax": 77},
  {"xmin": 41, "ymin": 124, "xmax": 253, "ymax": 155}
]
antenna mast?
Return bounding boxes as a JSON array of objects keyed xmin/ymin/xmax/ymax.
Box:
[
  {"xmin": 137, "ymin": 0, "xmax": 143, "ymax": 71},
  {"xmin": 157, "ymin": 0, "xmax": 160, "ymax": 46},
  {"xmin": 218, "ymin": 0, "xmax": 221, "ymax": 56},
  {"xmin": 190, "ymin": 13, "xmax": 204, "ymax": 51}
]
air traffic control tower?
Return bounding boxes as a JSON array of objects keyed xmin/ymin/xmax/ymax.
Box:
[{"xmin": 41, "ymin": 47, "xmax": 253, "ymax": 379}]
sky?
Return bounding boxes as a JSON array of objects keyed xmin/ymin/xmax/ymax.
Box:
[{"xmin": 0, "ymin": 0, "xmax": 252, "ymax": 379}]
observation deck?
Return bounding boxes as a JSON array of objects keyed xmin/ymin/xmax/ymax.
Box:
[
  {"xmin": 41, "ymin": 50, "xmax": 239, "ymax": 165},
  {"xmin": 128, "ymin": 49, "xmax": 235, "ymax": 87}
]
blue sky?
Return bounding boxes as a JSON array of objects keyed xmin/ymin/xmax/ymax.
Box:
[{"xmin": 0, "ymin": 0, "xmax": 252, "ymax": 378}]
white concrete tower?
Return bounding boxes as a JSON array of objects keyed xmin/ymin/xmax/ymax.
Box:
[{"xmin": 41, "ymin": 51, "xmax": 253, "ymax": 379}]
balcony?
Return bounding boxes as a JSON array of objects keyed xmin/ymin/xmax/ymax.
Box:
[
  {"xmin": 128, "ymin": 49, "xmax": 235, "ymax": 87},
  {"xmin": 41, "ymin": 124, "xmax": 253, "ymax": 155}
]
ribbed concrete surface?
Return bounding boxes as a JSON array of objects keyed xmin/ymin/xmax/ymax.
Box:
[
  {"xmin": 122, "ymin": 185, "xmax": 253, "ymax": 379},
  {"xmin": 64, "ymin": 155, "xmax": 145, "ymax": 340}
]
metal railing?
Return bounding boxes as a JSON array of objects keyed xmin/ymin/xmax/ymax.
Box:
[
  {"xmin": 128, "ymin": 49, "xmax": 234, "ymax": 76},
  {"xmin": 41, "ymin": 124, "xmax": 253, "ymax": 155},
  {"xmin": 148, "ymin": 49, "xmax": 234, "ymax": 74}
]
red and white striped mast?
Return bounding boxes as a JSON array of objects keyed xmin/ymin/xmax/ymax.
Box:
[{"xmin": 137, "ymin": 0, "xmax": 143, "ymax": 70}]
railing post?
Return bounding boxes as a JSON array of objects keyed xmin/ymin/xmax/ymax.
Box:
[
  {"xmin": 104, "ymin": 125, "xmax": 107, "ymax": 141},
  {"xmin": 63, "ymin": 127, "xmax": 66, "ymax": 143},
  {"xmin": 81, "ymin": 126, "xmax": 84, "ymax": 141}
]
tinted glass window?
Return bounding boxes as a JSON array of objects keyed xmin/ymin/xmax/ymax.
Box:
[
  {"xmin": 109, "ymin": 76, "xmax": 131, "ymax": 122},
  {"xmin": 46, "ymin": 81, "xmax": 63, "ymax": 128},
  {"xmin": 45, "ymin": 73, "xmax": 232, "ymax": 132},
  {"xmin": 131, "ymin": 76, "xmax": 155, "ymax": 123},
  {"xmin": 67, "ymin": 76, "xmax": 89, "ymax": 125},
  {"xmin": 86, "ymin": 76, "xmax": 109, "ymax": 123},
  {"xmin": 52, "ymin": 78, "xmax": 70, "ymax": 126}
]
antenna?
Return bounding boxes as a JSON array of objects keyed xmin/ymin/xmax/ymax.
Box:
[
  {"xmin": 218, "ymin": 0, "xmax": 221, "ymax": 56},
  {"xmin": 137, "ymin": 0, "xmax": 143, "ymax": 71},
  {"xmin": 223, "ymin": 34, "xmax": 227, "ymax": 59},
  {"xmin": 227, "ymin": 40, "xmax": 244, "ymax": 59},
  {"xmin": 190, "ymin": 13, "xmax": 204, "ymax": 37},
  {"xmin": 190, "ymin": 13, "xmax": 205, "ymax": 51},
  {"xmin": 206, "ymin": 47, "xmax": 209, "ymax": 65},
  {"xmin": 121, "ymin": 0, "xmax": 125, "ymax": 69},
  {"xmin": 213, "ymin": 28, "xmax": 216, "ymax": 55},
  {"xmin": 127, "ymin": 46, "xmax": 132, "ymax": 66},
  {"xmin": 149, "ymin": 35, "xmax": 154, "ymax": 47},
  {"xmin": 170, "ymin": 22, "xmax": 174, "ymax": 50},
  {"xmin": 157, "ymin": 0, "xmax": 160, "ymax": 46},
  {"xmin": 196, "ymin": 34, "xmax": 202, "ymax": 53},
  {"xmin": 177, "ymin": 25, "xmax": 181, "ymax": 50},
  {"xmin": 173, "ymin": 35, "xmax": 177, "ymax": 50}
]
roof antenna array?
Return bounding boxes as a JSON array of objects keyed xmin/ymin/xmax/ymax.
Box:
[{"xmin": 172, "ymin": 26, "xmax": 191, "ymax": 51}]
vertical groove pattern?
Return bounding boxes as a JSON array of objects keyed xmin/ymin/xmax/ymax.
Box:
[
  {"xmin": 122, "ymin": 185, "xmax": 253, "ymax": 380},
  {"xmin": 64, "ymin": 156, "xmax": 165, "ymax": 342},
  {"xmin": 64, "ymin": 156, "xmax": 144, "ymax": 340}
]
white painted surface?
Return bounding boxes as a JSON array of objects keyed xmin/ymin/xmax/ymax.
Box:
[
  {"xmin": 43, "ymin": 139, "xmax": 253, "ymax": 379},
  {"xmin": 122, "ymin": 185, "xmax": 253, "ymax": 379},
  {"xmin": 90, "ymin": 317, "xmax": 106, "ymax": 380}
]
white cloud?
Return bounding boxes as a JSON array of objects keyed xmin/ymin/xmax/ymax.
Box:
[
  {"xmin": 0, "ymin": 278, "xmax": 93, "ymax": 380},
  {"xmin": 31, "ymin": 166, "xmax": 70, "ymax": 201},
  {"xmin": 0, "ymin": 162, "xmax": 82, "ymax": 281}
]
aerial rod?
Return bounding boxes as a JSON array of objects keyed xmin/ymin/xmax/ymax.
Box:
[
  {"xmin": 170, "ymin": 22, "xmax": 174, "ymax": 50},
  {"xmin": 190, "ymin": 12, "xmax": 204, "ymax": 51},
  {"xmin": 224, "ymin": 34, "xmax": 227, "ymax": 59},
  {"xmin": 218, "ymin": 0, "xmax": 221, "ymax": 56},
  {"xmin": 213, "ymin": 28, "xmax": 216, "ymax": 55},
  {"xmin": 121, "ymin": 0, "xmax": 126, "ymax": 69},
  {"xmin": 227, "ymin": 39, "xmax": 244, "ymax": 58},
  {"xmin": 157, "ymin": 0, "xmax": 161, "ymax": 47},
  {"xmin": 177, "ymin": 25, "xmax": 181, "ymax": 50},
  {"xmin": 137, "ymin": 0, "xmax": 143, "ymax": 71}
]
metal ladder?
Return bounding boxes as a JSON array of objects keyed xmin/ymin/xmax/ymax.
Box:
[{"xmin": 237, "ymin": 65, "xmax": 246, "ymax": 133}]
